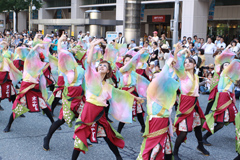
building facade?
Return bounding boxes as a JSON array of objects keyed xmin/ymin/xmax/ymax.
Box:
[{"xmin": 0, "ymin": 0, "xmax": 240, "ymax": 45}]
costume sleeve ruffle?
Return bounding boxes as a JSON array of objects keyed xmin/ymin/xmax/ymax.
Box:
[
  {"xmin": 108, "ymin": 84, "xmax": 134, "ymax": 123},
  {"xmin": 222, "ymin": 59, "xmax": 240, "ymax": 82},
  {"xmin": 15, "ymin": 47, "xmax": 29, "ymax": 61},
  {"xmin": 24, "ymin": 49, "xmax": 46, "ymax": 78},
  {"xmin": 85, "ymin": 62, "xmax": 102, "ymax": 96},
  {"xmin": 147, "ymin": 62, "xmax": 179, "ymax": 110}
]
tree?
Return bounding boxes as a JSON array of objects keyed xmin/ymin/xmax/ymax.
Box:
[{"xmin": 0, "ymin": 0, "xmax": 42, "ymax": 32}]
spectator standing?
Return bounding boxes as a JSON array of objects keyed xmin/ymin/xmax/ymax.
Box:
[
  {"xmin": 193, "ymin": 35, "xmax": 197, "ymax": 44},
  {"xmin": 85, "ymin": 31, "xmax": 90, "ymax": 43},
  {"xmin": 152, "ymin": 31, "xmax": 159, "ymax": 42},
  {"xmin": 181, "ymin": 36, "xmax": 187, "ymax": 43},
  {"xmin": 51, "ymin": 34, "xmax": 58, "ymax": 57},
  {"xmin": 129, "ymin": 39, "xmax": 136, "ymax": 49},
  {"xmin": 17, "ymin": 34, "xmax": 24, "ymax": 47},
  {"xmin": 116, "ymin": 32, "xmax": 125, "ymax": 44},
  {"xmin": 214, "ymin": 35, "xmax": 221, "ymax": 46},
  {"xmin": 77, "ymin": 31, "xmax": 82, "ymax": 41},
  {"xmin": 148, "ymin": 42, "xmax": 159, "ymax": 65},
  {"xmin": 217, "ymin": 37, "xmax": 226, "ymax": 51},
  {"xmin": 158, "ymin": 44, "xmax": 168, "ymax": 69},
  {"xmin": 201, "ymin": 37, "xmax": 216, "ymax": 64}
]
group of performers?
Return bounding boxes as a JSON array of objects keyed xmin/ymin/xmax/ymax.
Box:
[{"xmin": 0, "ymin": 32, "xmax": 240, "ymax": 160}]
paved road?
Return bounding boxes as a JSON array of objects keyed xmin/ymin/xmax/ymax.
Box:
[{"xmin": 0, "ymin": 93, "xmax": 238, "ymax": 160}]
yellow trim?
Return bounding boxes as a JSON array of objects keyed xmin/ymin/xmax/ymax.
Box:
[
  {"xmin": 144, "ymin": 126, "xmax": 169, "ymax": 138},
  {"xmin": 216, "ymin": 100, "xmax": 232, "ymax": 111},
  {"xmin": 19, "ymin": 84, "xmax": 36, "ymax": 95}
]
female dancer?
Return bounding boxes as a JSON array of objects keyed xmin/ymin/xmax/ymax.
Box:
[
  {"xmin": 72, "ymin": 39, "xmax": 143, "ymax": 160},
  {"xmin": 203, "ymin": 59, "xmax": 240, "ymax": 145},
  {"xmin": 173, "ymin": 43, "xmax": 209, "ymax": 160},
  {"xmin": 137, "ymin": 58, "xmax": 179, "ymax": 160},
  {"xmin": 13, "ymin": 46, "xmax": 29, "ymax": 72},
  {"xmin": 117, "ymin": 51, "xmax": 150, "ymax": 134},
  {"xmin": 0, "ymin": 45, "xmax": 22, "ymax": 111},
  {"xmin": 3, "ymin": 43, "xmax": 55, "ymax": 132},
  {"xmin": 205, "ymin": 48, "xmax": 236, "ymax": 115},
  {"xmin": 43, "ymin": 33, "xmax": 85, "ymax": 151}
]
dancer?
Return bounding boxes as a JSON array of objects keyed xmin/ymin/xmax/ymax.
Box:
[
  {"xmin": 203, "ymin": 59, "xmax": 240, "ymax": 146},
  {"xmin": 3, "ymin": 43, "xmax": 55, "ymax": 132},
  {"xmin": 205, "ymin": 48, "xmax": 236, "ymax": 115},
  {"xmin": 13, "ymin": 46, "xmax": 29, "ymax": 72},
  {"xmin": 172, "ymin": 43, "xmax": 209, "ymax": 160},
  {"xmin": 43, "ymin": 33, "xmax": 85, "ymax": 151},
  {"xmin": 117, "ymin": 50, "xmax": 150, "ymax": 134},
  {"xmin": 0, "ymin": 45, "xmax": 22, "ymax": 111},
  {"xmin": 137, "ymin": 58, "xmax": 179, "ymax": 160},
  {"xmin": 72, "ymin": 39, "xmax": 143, "ymax": 160}
]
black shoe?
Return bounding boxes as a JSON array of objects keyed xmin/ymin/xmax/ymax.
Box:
[
  {"xmin": 87, "ymin": 142, "xmax": 93, "ymax": 147},
  {"xmin": 116, "ymin": 156, "xmax": 123, "ymax": 160},
  {"xmin": 16, "ymin": 85, "xmax": 20, "ymax": 89},
  {"xmin": 202, "ymin": 137, "xmax": 212, "ymax": 146},
  {"xmin": 140, "ymin": 125, "xmax": 145, "ymax": 133},
  {"xmin": 173, "ymin": 154, "xmax": 181, "ymax": 160},
  {"xmin": 20, "ymin": 114, "xmax": 25, "ymax": 118},
  {"xmin": 3, "ymin": 125, "xmax": 11, "ymax": 132},
  {"xmin": 197, "ymin": 142, "xmax": 210, "ymax": 156},
  {"xmin": 107, "ymin": 117, "xmax": 113, "ymax": 123},
  {"xmin": 234, "ymin": 154, "xmax": 240, "ymax": 160},
  {"xmin": 0, "ymin": 105, "xmax": 4, "ymax": 111},
  {"xmin": 43, "ymin": 137, "xmax": 50, "ymax": 151}
]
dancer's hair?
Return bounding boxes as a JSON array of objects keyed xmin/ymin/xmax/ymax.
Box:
[
  {"xmin": 97, "ymin": 60, "xmax": 112, "ymax": 81},
  {"xmin": 220, "ymin": 62, "xmax": 230, "ymax": 74},
  {"xmin": 123, "ymin": 54, "xmax": 133, "ymax": 63}
]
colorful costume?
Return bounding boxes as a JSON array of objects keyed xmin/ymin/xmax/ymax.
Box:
[
  {"xmin": 73, "ymin": 62, "xmax": 135, "ymax": 153},
  {"xmin": 138, "ymin": 60, "xmax": 179, "ymax": 160}
]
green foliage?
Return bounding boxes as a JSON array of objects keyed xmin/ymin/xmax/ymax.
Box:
[{"xmin": 0, "ymin": 0, "xmax": 42, "ymax": 13}]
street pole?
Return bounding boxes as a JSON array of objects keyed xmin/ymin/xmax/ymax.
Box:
[
  {"xmin": 172, "ymin": 0, "xmax": 179, "ymax": 47},
  {"xmin": 29, "ymin": 0, "xmax": 32, "ymax": 32}
]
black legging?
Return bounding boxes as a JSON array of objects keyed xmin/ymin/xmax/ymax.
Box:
[
  {"xmin": 117, "ymin": 113, "xmax": 145, "ymax": 133},
  {"xmin": 203, "ymin": 122, "xmax": 224, "ymax": 139},
  {"xmin": 51, "ymin": 97, "xmax": 61, "ymax": 114},
  {"xmin": 174, "ymin": 126, "xmax": 203, "ymax": 155},
  {"xmin": 205, "ymin": 100, "xmax": 214, "ymax": 115},
  {"xmin": 4, "ymin": 107, "xmax": 54, "ymax": 132},
  {"xmin": 43, "ymin": 119, "xmax": 65, "ymax": 150},
  {"xmin": 71, "ymin": 137, "xmax": 122, "ymax": 160}
]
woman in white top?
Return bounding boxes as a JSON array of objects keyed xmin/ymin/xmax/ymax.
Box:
[{"xmin": 230, "ymin": 40, "xmax": 239, "ymax": 55}]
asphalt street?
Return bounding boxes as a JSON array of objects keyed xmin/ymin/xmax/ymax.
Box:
[{"xmin": 0, "ymin": 92, "xmax": 238, "ymax": 160}]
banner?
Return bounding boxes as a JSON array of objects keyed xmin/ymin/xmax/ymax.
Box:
[
  {"xmin": 140, "ymin": 4, "xmax": 145, "ymax": 21},
  {"xmin": 208, "ymin": 0, "xmax": 215, "ymax": 20}
]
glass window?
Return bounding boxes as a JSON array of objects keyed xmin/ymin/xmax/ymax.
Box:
[
  {"xmin": 215, "ymin": 0, "xmax": 240, "ymax": 6},
  {"xmin": 46, "ymin": 0, "xmax": 71, "ymax": 8},
  {"xmin": 83, "ymin": 0, "xmax": 116, "ymax": 5}
]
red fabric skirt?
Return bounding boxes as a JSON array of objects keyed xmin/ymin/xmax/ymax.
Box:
[
  {"xmin": 0, "ymin": 71, "xmax": 16, "ymax": 100},
  {"xmin": 12, "ymin": 81, "xmax": 50, "ymax": 113},
  {"xmin": 175, "ymin": 95, "xmax": 205, "ymax": 134},
  {"xmin": 13, "ymin": 60, "xmax": 24, "ymax": 72},
  {"xmin": 208, "ymin": 85, "xmax": 218, "ymax": 101},
  {"xmin": 142, "ymin": 118, "xmax": 169, "ymax": 160},
  {"xmin": 122, "ymin": 87, "xmax": 144, "ymax": 117},
  {"xmin": 58, "ymin": 85, "xmax": 85, "ymax": 119},
  {"xmin": 52, "ymin": 76, "xmax": 65, "ymax": 98},
  {"xmin": 136, "ymin": 69, "xmax": 150, "ymax": 81},
  {"xmin": 43, "ymin": 64, "xmax": 54, "ymax": 86},
  {"xmin": 74, "ymin": 102, "xmax": 124, "ymax": 153}
]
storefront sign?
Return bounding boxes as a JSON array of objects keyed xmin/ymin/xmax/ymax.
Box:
[
  {"xmin": 140, "ymin": 4, "xmax": 145, "ymax": 21},
  {"xmin": 208, "ymin": 0, "xmax": 215, "ymax": 20},
  {"xmin": 152, "ymin": 15, "xmax": 165, "ymax": 22},
  {"xmin": 106, "ymin": 31, "xmax": 118, "ymax": 43}
]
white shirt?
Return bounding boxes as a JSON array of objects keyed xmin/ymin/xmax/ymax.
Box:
[
  {"xmin": 217, "ymin": 42, "xmax": 226, "ymax": 49},
  {"xmin": 85, "ymin": 35, "xmax": 90, "ymax": 43},
  {"xmin": 152, "ymin": 36, "xmax": 159, "ymax": 43},
  {"xmin": 230, "ymin": 46, "xmax": 239, "ymax": 53},
  {"xmin": 201, "ymin": 43, "xmax": 216, "ymax": 54}
]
